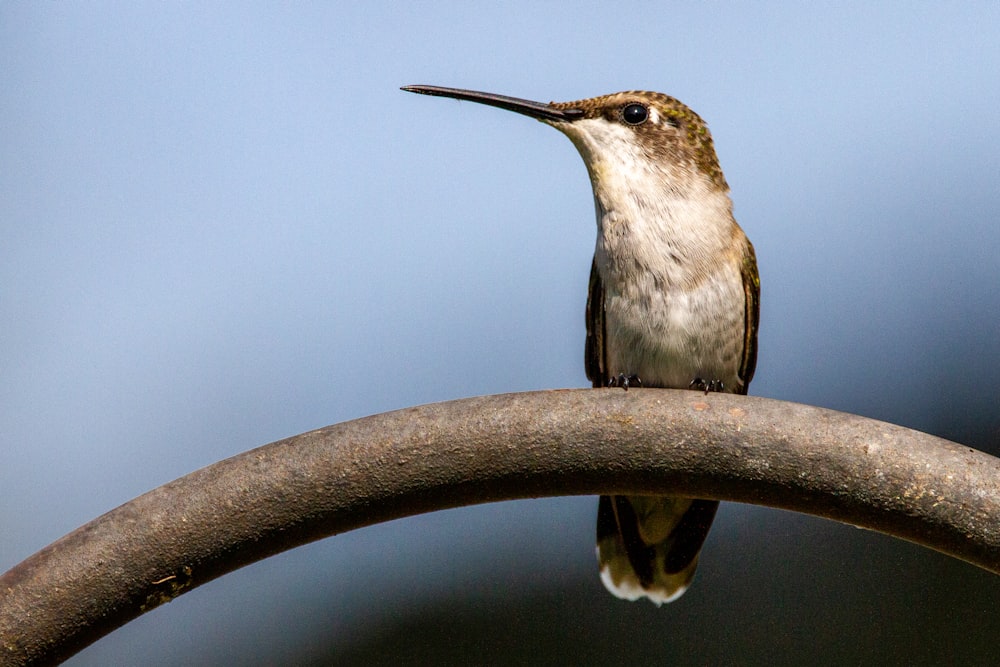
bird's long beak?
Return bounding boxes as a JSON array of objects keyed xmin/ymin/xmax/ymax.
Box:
[{"xmin": 401, "ymin": 85, "xmax": 584, "ymax": 122}]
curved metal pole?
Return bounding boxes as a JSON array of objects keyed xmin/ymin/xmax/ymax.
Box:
[{"xmin": 2, "ymin": 389, "xmax": 999, "ymax": 665}]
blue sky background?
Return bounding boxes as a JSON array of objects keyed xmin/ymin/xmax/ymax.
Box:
[{"xmin": 3, "ymin": 3, "xmax": 1000, "ymax": 664}]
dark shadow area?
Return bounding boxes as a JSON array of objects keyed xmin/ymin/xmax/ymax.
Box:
[{"xmin": 286, "ymin": 509, "xmax": 998, "ymax": 665}]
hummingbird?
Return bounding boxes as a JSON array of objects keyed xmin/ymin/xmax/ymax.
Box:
[{"xmin": 402, "ymin": 85, "xmax": 759, "ymax": 604}]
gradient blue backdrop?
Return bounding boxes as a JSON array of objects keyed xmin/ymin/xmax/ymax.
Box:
[{"xmin": 3, "ymin": 3, "xmax": 999, "ymax": 664}]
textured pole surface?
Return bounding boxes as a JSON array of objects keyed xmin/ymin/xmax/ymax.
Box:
[{"xmin": 3, "ymin": 389, "xmax": 999, "ymax": 665}]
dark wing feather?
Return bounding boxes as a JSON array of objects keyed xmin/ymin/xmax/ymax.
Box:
[
  {"xmin": 737, "ymin": 240, "xmax": 760, "ymax": 395},
  {"xmin": 585, "ymin": 258, "xmax": 607, "ymax": 388}
]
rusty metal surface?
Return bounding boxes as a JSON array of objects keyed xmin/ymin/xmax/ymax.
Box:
[{"xmin": 3, "ymin": 389, "xmax": 999, "ymax": 665}]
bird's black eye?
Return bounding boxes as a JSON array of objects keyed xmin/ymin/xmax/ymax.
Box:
[{"xmin": 621, "ymin": 103, "xmax": 648, "ymax": 125}]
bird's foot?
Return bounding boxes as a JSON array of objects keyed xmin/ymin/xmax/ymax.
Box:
[
  {"xmin": 609, "ymin": 374, "xmax": 642, "ymax": 391},
  {"xmin": 689, "ymin": 378, "xmax": 724, "ymax": 394}
]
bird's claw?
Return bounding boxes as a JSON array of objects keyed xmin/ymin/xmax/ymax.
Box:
[
  {"xmin": 689, "ymin": 378, "xmax": 724, "ymax": 394},
  {"xmin": 609, "ymin": 374, "xmax": 642, "ymax": 391}
]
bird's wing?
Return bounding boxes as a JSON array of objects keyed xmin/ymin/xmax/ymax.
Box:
[
  {"xmin": 737, "ymin": 240, "xmax": 761, "ymax": 395},
  {"xmin": 585, "ymin": 258, "xmax": 607, "ymax": 388}
]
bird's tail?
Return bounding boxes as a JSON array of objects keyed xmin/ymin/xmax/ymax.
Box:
[{"xmin": 596, "ymin": 494, "xmax": 718, "ymax": 604}]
